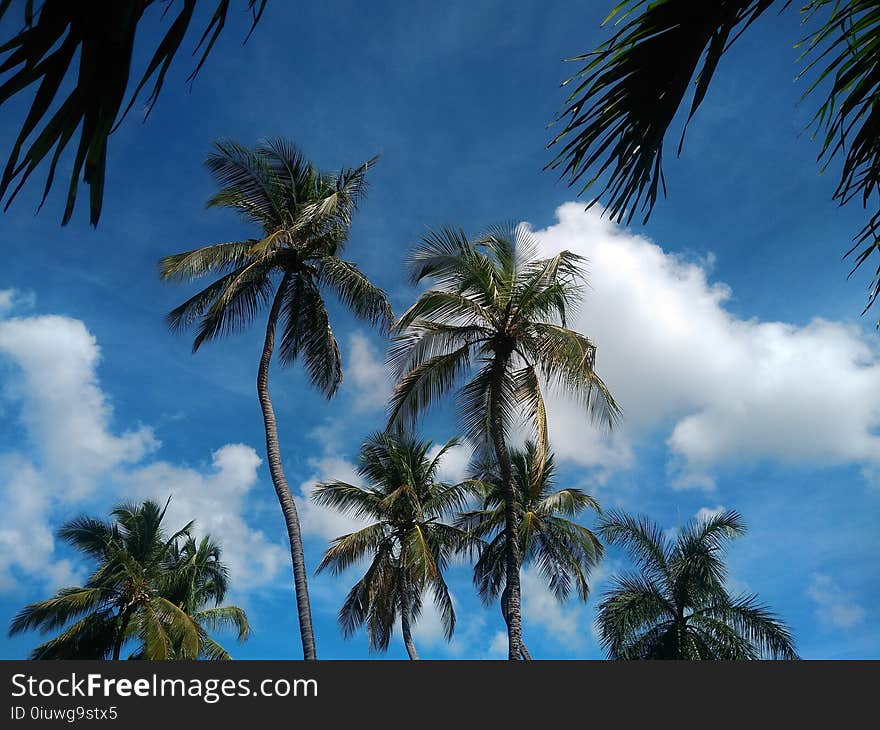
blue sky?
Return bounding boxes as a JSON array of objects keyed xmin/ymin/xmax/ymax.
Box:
[{"xmin": 0, "ymin": 0, "xmax": 877, "ymax": 659}]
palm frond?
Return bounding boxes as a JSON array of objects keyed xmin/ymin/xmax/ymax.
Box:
[
  {"xmin": 318, "ymin": 256, "xmax": 394, "ymax": 331},
  {"xmin": 0, "ymin": 1, "xmax": 266, "ymax": 225},
  {"xmin": 547, "ymin": 0, "xmax": 779, "ymax": 225}
]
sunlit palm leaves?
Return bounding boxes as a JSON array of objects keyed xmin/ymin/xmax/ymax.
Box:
[
  {"xmin": 314, "ymin": 431, "xmax": 474, "ymax": 657},
  {"xmin": 459, "ymin": 442, "xmax": 603, "ymax": 606},
  {"xmin": 161, "ymin": 138, "xmax": 391, "ymax": 396},
  {"xmin": 596, "ymin": 509, "xmax": 799, "ymax": 659},
  {"xmin": 389, "ymin": 223, "xmax": 618, "ymax": 454},
  {"xmin": 0, "ymin": 0, "xmax": 266, "ymax": 225},
  {"xmin": 549, "ymin": 0, "xmax": 880, "ymax": 316},
  {"xmin": 8, "ymin": 499, "xmax": 250, "ymax": 660}
]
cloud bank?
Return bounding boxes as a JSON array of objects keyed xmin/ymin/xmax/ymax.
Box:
[
  {"xmin": 531, "ymin": 204, "xmax": 880, "ymax": 487},
  {"xmin": 0, "ymin": 299, "xmax": 285, "ymax": 592}
]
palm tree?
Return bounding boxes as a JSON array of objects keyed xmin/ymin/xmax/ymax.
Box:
[
  {"xmin": 8, "ymin": 499, "xmax": 250, "ymax": 660},
  {"xmin": 596, "ymin": 509, "xmax": 799, "ymax": 659},
  {"xmin": 548, "ymin": 1, "xmax": 880, "ymax": 315},
  {"xmin": 162, "ymin": 535, "xmax": 250, "ymax": 660},
  {"xmin": 387, "ymin": 223, "xmax": 618, "ymax": 658},
  {"xmin": 313, "ymin": 430, "xmax": 473, "ymax": 659},
  {"xmin": 457, "ymin": 442, "xmax": 603, "ymax": 659},
  {"xmin": 0, "ymin": 0, "xmax": 267, "ymax": 226},
  {"xmin": 160, "ymin": 138, "xmax": 393, "ymax": 659}
]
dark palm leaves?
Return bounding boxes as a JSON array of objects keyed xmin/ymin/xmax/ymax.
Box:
[
  {"xmin": 0, "ymin": 0, "xmax": 266, "ymax": 226},
  {"xmin": 459, "ymin": 443, "xmax": 603, "ymax": 605},
  {"xmin": 314, "ymin": 431, "xmax": 474, "ymax": 654},
  {"xmin": 596, "ymin": 509, "xmax": 799, "ymax": 660},
  {"xmin": 160, "ymin": 139, "xmax": 392, "ymax": 397},
  {"xmin": 549, "ymin": 0, "xmax": 880, "ymax": 317}
]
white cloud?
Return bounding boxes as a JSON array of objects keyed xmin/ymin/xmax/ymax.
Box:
[
  {"xmin": 0, "ymin": 311, "xmax": 285, "ymax": 593},
  {"xmin": 520, "ymin": 566, "xmax": 586, "ymax": 648},
  {"xmin": 487, "ymin": 631, "xmax": 509, "ymax": 659},
  {"xmin": 695, "ymin": 505, "xmax": 726, "ymax": 522},
  {"xmin": 0, "ymin": 315, "xmax": 158, "ymax": 498},
  {"xmin": 122, "ymin": 445, "xmax": 285, "ymax": 591},
  {"xmin": 427, "ymin": 440, "xmax": 473, "ymax": 483},
  {"xmin": 807, "ymin": 574, "xmax": 866, "ymax": 629},
  {"xmin": 345, "ymin": 331, "xmax": 391, "ymax": 412},
  {"xmin": 0, "ymin": 288, "xmax": 35, "ymax": 317},
  {"xmin": 532, "ymin": 204, "xmax": 880, "ymax": 488}
]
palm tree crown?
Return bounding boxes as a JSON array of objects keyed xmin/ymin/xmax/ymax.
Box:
[
  {"xmin": 160, "ymin": 138, "xmax": 392, "ymax": 392},
  {"xmin": 596, "ymin": 509, "xmax": 799, "ymax": 660},
  {"xmin": 9, "ymin": 500, "xmax": 249, "ymax": 660},
  {"xmin": 388, "ymin": 223, "xmax": 617, "ymax": 447},
  {"xmin": 314, "ymin": 430, "xmax": 474, "ymax": 659},
  {"xmin": 388, "ymin": 222, "xmax": 618, "ymax": 658},
  {"xmin": 459, "ymin": 442, "xmax": 603, "ymax": 606}
]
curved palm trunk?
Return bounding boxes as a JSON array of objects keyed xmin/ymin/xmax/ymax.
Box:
[
  {"xmin": 401, "ymin": 605, "xmax": 420, "ymax": 660},
  {"xmin": 489, "ymin": 357, "xmax": 524, "ymax": 660},
  {"xmin": 258, "ymin": 277, "xmax": 317, "ymax": 660}
]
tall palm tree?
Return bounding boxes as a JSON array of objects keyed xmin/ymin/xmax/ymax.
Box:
[
  {"xmin": 548, "ymin": 1, "xmax": 880, "ymax": 315},
  {"xmin": 596, "ymin": 509, "xmax": 799, "ymax": 659},
  {"xmin": 0, "ymin": 0, "xmax": 267, "ymax": 226},
  {"xmin": 457, "ymin": 442, "xmax": 603, "ymax": 659},
  {"xmin": 160, "ymin": 139, "xmax": 393, "ymax": 659},
  {"xmin": 313, "ymin": 430, "xmax": 473, "ymax": 659},
  {"xmin": 387, "ymin": 223, "xmax": 618, "ymax": 658},
  {"xmin": 8, "ymin": 500, "xmax": 250, "ymax": 660}
]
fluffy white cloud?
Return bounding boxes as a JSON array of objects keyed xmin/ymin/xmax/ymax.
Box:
[
  {"xmin": 807, "ymin": 574, "xmax": 866, "ymax": 629},
  {"xmin": 520, "ymin": 566, "xmax": 587, "ymax": 648},
  {"xmin": 0, "ymin": 454, "xmax": 80, "ymax": 591},
  {"xmin": 0, "ymin": 288, "xmax": 35, "ymax": 317},
  {"xmin": 532, "ymin": 204, "xmax": 880, "ymax": 487},
  {"xmin": 427, "ymin": 440, "xmax": 473, "ymax": 483},
  {"xmin": 0, "ymin": 315, "xmax": 158, "ymax": 498},
  {"xmin": 0, "ymin": 310, "xmax": 285, "ymax": 593},
  {"xmin": 122, "ymin": 445, "xmax": 285, "ymax": 591},
  {"xmin": 345, "ymin": 332, "xmax": 392, "ymax": 412}
]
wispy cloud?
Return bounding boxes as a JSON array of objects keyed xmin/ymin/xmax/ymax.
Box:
[{"xmin": 807, "ymin": 574, "xmax": 866, "ymax": 630}]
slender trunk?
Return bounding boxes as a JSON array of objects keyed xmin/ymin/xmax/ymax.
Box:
[
  {"xmin": 401, "ymin": 603, "xmax": 420, "ymax": 660},
  {"xmin": 501, "ymin": 584, "xmax": 531, "ymax": 660},
  {"xmin": 112, "ymin": 607, "xmax": 132, "ymax": 661},
  {"xmin": 258, "ymin": 275, "xmax": 317, "ymax": 660},
  {"xmin": 489, "ymin": 355, "xmax": 523, "ymax": 660}
]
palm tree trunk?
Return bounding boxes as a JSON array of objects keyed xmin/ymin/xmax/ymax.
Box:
[
  {"xmin": 401, "ymin": 605, "xmax": 420, "ymax": 660},
  {"xmin": 489, "ymin": 357, "xmax": 524, "ymax": 660},
  {"xmin": 258, "ymin": 276, "xmax": 317, "ymax": 660},
  {"xmin": 501, "ymin": 585, "xmax": 531, "ymax": 660},
  {"xmin": 112, "ymin": 607, "xmax": 132, "ymax": 661}
]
